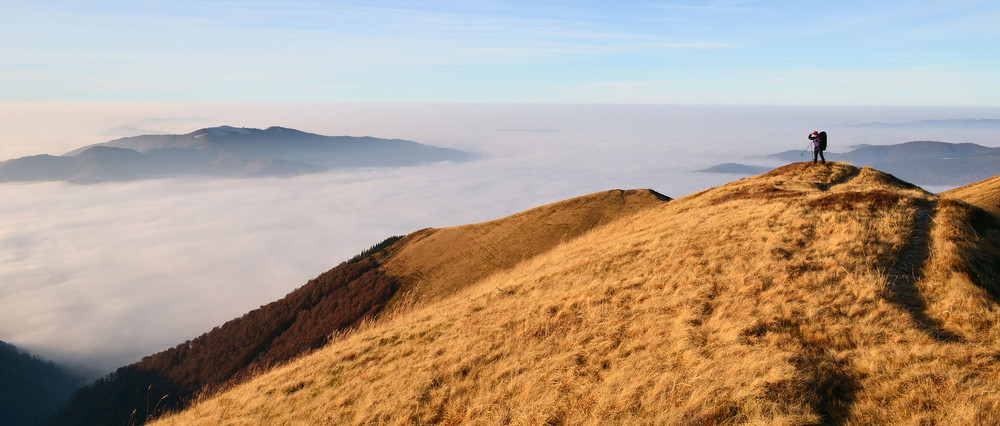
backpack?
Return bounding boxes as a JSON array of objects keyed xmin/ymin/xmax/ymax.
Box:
[{"xmin": 818, "ymin": 131, "xmax": 827, "ymax": 151}]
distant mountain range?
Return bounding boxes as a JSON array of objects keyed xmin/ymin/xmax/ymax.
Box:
[
  {"xmin": 843, "ymin": 118, "xmax": 1000, "ymax": 128},
  {"xmin": 701, "ymin": 141, "xmax": 1000, "ymax": 186},
  {"xmin": 0, "ymin": 126, "xmax": 472, "ymax": 183}
]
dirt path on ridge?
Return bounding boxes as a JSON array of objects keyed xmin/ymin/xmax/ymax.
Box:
[{"xmin": 884, "ymin": 199, "xmax": 960, "ymax": 341}]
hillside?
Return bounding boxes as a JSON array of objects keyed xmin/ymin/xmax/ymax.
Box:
[
  {"xmin": 379, "ymin": 189, "xmax": 670, "ymax": 308},
  {"xmin": 0, "ymin": 341, "xmax": 85, "ymax": 426},
  {"xmin": 50, "ymin": 189, "xmax": 666, "ymax": 425},
  {"xmin": 64, "ymin": 126, "xmax": 471, "ymax": 168},
  {"xmin": 153, "ymin": 162, "xmax": 1000, "ymax": 425},
  {"xmin": 941, "ymin": 174, "xmax": 1000, "ymax": 215},
  {"xmin": 0, "ymin": 126, "xmax": 470, "ymax": 183}
]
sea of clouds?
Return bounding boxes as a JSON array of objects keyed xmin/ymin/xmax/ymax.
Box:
[{"xmin": 1, "ymin": 103, "xmax": 998, "ymax": 377}]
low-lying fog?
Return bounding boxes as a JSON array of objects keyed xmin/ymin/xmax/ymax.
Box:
[{"xmin": 2, "ymin": 104, "xmax": 999, "ymax": 377}]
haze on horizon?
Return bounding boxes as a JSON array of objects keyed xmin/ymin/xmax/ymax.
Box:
[{"xmin": 2, "ymin": 0, "xmax": 1000, "ymax": 377}]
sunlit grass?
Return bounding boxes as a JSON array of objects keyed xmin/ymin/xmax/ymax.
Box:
[{"xmin": 153, "ymin": 163, "xmax": 1000, "ymax": 425}]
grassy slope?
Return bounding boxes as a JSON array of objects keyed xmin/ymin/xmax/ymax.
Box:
[
  {"xmin": 51, "ymin": 189, "xmax": 667, "ymax": 426},
  {"xmin": 154, "ymin": 163, "xmax": 1000, "ymax": 425},
  {"xmin": 378, "ymin": 189, "xmax": 671, "ymax": 309},
  {"xmin": 941, "ymin": 174, "xmax": 1000, "ymax": 215}
]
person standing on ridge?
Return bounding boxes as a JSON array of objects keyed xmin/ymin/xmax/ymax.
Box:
[{"xmin": 809, "ymin": 131, "xmax": 827, "ymax": 164}]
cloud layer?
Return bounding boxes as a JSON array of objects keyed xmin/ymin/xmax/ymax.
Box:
[{"xmin": 2, "ymin": 104, "xmax": 999, "ymax": 377}]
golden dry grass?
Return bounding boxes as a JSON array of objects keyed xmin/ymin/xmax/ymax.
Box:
[
  {"xmin": 378, "ymin": 189, "xmax": 669, "ymax": 309},
  {"xmin": 153, "ymin": 162, "xmax": 1000, "ymax": 425},
  {"xmin": 941, "ymin": 174, "xmax": 1000, "ymax": 215}
]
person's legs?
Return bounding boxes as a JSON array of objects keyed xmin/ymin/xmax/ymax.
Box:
[
  {"xmin": 820, "ymin": 149, "xmax": 826, "ymax": 164},
  {"xmin": 813, "ymin": 147, "xmax": 819, "ymax": 163}
]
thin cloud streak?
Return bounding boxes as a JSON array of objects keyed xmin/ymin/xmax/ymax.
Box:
[
  {"xmin": 650, "ymin": 1, "xmax": 769, "ymax": 13},
  {"xmin": 1, "ymin": 1, "xmax": 745, "ymax": 102}
]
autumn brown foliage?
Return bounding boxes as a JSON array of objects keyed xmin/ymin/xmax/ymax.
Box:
[{"xmin": 49, "ymin": 253, "xmax": 399, "ymax": 426}]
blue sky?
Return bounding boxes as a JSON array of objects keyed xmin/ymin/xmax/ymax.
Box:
[{"xmin": 2, "ymin": 0, "xmax": 999, "ymax": 105}]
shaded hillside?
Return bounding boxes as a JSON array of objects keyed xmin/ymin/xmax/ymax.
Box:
[
  {"xmin": 941, "ymin": 174, "xmax": 1000, "ymax": 215},
  {"xmin": 48, "ymin": 257, "xmax": 398, "ymax": 426},
  {"xmin": 49, "ymin": 189, "xmax": 664, "ymax": 425},
  {"xmin": 1, "ymin": 126, "xmax": 470, "ymax": 183},
  {"xmin": 0, "ymin": 341, "xmax": 85, "ymax": 426},
  {"xmin": 155, "ymin": 163, "xmax": 1000, "ymax": 425}
]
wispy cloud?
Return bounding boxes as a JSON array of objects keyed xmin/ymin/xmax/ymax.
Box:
[
  {"xmin": 0, "ymin": 1, "xmax": 743, "ymax": 101},
  {"xmin": 649, "ymin": 0, "xmax": 769, "ymax": 13},
  {"xmin": 2, "ymin": 2, "xmax": 996, "ymax": 104}
]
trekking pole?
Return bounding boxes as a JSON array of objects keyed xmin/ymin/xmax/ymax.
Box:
[{"xmin": 800, "ymin": 141, "xmax": 812, "ymax": 157}]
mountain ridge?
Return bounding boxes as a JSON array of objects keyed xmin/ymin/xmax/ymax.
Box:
[
  {"xmin": 148, "ymin": 162, "xmax": 1000, "ymax": 425},
  {"xmin": 769, "ymin": 141, "xmax": 1000, "ymax": 165},
  {"xmin": 941, "ymin": 174, "xmax": 1000, "ymax": 215},
  {"xmin": 49, "ymin": 188, "xmax": 667, "ymax": 425},
  {"xmin": 702, "ymin": 141, "xmax": 1000, "ymax": 186},
  {"xmin": 1, "ymin": 126, "xmax": 471, "ymax": 183}
]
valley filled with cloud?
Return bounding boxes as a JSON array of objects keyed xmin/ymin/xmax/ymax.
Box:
[{"xmin": 1, "ymin": 103, "xmax": 998, "ymax": 376}]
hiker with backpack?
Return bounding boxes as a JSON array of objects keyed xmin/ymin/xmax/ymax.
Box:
[{"xmin": 809, "ymin": 131, "xmax": 827, "ymax": 164}]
